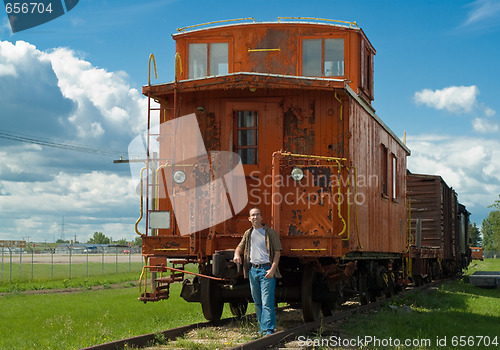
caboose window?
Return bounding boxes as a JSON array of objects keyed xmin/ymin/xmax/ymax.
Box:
[
  {"xmin": 234, "ymin": 111, "xmax": 258, "ymax": 164},
  {"xmin": 302, "ymin": 39, "xmax": 322, "ymax": 76},
  {"xmin": 188, "ymin": 42, "xmax": 228, "ymax": 79},
  {"xmin": 381, "ymin": 144, "xmax": 388, "ymax": 197},
  {"xmin": 210, "ymin": 43, "xmax": 229, "ymax": 76},
  {"xmin": 392, "ymin": 154, "xmax": 397, "ymax": 200},
  {"xmin": 189, "ymin": 43, "xmax": 207, "ymax": 79},
  {"xmin": 302, "ymin": 38, "xmax": 344, "ymax": 77}
]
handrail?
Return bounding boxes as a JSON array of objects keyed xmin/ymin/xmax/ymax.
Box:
[
  {"xmin": 155, "ymin": 163, "xmax": 169, "ymax": 210},
  {"xmin": 177, "ymin": 17, "xmax": 255, "ymax": 32},
  {"xmin": 148, "ymin": 53, "xmax": 157, "ymax": 85},
  {"xmin": 175, "ymin": 52, "xmax": 183, "ymax": 80},
  {"xmin": 279, "ymin": 151, "xmax": 347, "ymax": 162},
  {"xmin": 335, "ymin": 162, "xmax": 347, "ymax": 237},
  {"xmin": 278, "ymin": 17, "xmax": 358, "ymax": 28},
  {"xmin": 135, "ymin": 167, "xmax": 147, "ymax": 236}
]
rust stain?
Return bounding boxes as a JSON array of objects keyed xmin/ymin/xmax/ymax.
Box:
[{"xmin": 283, "ymin": 106, "xmax": 315, "ymax": 154}]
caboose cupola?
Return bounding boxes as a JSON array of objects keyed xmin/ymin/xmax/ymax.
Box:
[{"xmin": 172, "ymin": 17, "xmax": 375, "ymax": 104}]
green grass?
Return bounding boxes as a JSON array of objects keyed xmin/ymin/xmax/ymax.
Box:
[
  {"xmin": 0, "ymin": 263, "xmax": 255, "ymax": 350},
  {"xmin": 0, "ymin": 260, "xmax": 142, "ymax": 281},
  {"xmin": 2, "ymin": 259, "xmax": 498, "ymax": 349},
  {"xmin": 339, "ymin": 259, "xmax": 500, "ymax": 350},
  {"xmin": 0, "ymin": 262, "xmax": 145, "ymax": 293},
  {"xmin": 0, "ymin": 282, "xmax": 238, "ymax": 350},
  {"xmin": 466, "ymin": 258, "xmax": 500, "ymax": 274}
]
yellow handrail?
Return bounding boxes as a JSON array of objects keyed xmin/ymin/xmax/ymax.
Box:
[
  {"xmin": 279, "ymin": 151, "xmax": 347, "ymax": 162},
  {"xmin": 135, "ymin": 167, "xmax": 147, "ymax": 236},
  {"xmin": 334, "ymin": 92, "xmax": 343, "ymax": 121},
  {"xmin": 149, "ymin": 53, "xmax": 157, "ymax": 85},
  {"xmin": 155, "ymin": 163, "xmax": 169, "ymax": 210},
  {"xmin": 177, "ymin": 17, "xmax": 255, "ymax": 32},
  {"xmin": 336, "ymin": 162, "xmax": 347, "ymax": 237},
  {"xmin": 248, "ymin": 48, "xmax": 281, "ymax": 52},
  {"xmin": 175, "ymin": 52, "xmax": 183, "ymax": 79},
  {"xmin": 278, "ymin": 17, "xmax": 358, "ymax": 28}
]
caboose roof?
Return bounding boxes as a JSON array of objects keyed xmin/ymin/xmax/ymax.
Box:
[
  {"xmin": 172, "ymin": 18, "xmax": 375, "ymax": 54},
  {"xmin": 173, "ymin": 17, "xmax": 362, "ymax": 36}
]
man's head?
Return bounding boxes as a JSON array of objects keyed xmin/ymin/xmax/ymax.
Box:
[{"xmin": 248, "ymin": 207, "xmax": 263, "ymax": 229}]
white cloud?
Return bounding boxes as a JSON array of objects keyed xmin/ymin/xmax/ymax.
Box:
[
  {"xmin": 414, "ymin": 86, "xmax": 479, "ymax": 113},
  {"xmin": 0, "ymin": 39, "xmax": 151, "ymax": 243},
  {"xmin": 464, "ymin": 0, "xmax": 500, "ymax": 27},
  {"xmin": 472, "ymin": 118, "xmax": 499, "ymax": 133},
  {"xmin": 0, "ymin": 171, "xmax": 138, "ymax": 241},
  {"xmin": 407, "ymin": 134, "xmax": 500, "ymax": 223},
  {"xmin": 0, "ymin": 62, "xmax": 16, "ymax": 77},
  {"xmin": 484, "ymin": 107, "xmax": 496, "ymax": 117},
  {"xmin": 0, "ymin": 40, "xmax": 148, "ymax": 144},
  {"xmin": 44, "ymin": 46, "xmax": 148, "ymax": 139}
]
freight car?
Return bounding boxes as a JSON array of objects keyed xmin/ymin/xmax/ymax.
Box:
[
  {"xmin": 134, "ymin": 18, "xmax": 470, "ymax": 322},
  {"xmin": 407, "ymin": 173, "xmax": 471, "ymax": 284}
]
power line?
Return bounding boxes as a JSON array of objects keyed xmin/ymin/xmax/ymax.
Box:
[{"xmin": 0, "ymin": 129, "xmax": 126, "ymax": 157}]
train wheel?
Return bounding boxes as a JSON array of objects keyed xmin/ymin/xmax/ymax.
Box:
[
  {"xmin": 201, "ymin": 277, "xmax": 223, "ymax": 321},
  {"xmin": 383, "ymin": 271, "xmax": 395, "ymax": 298},
  {"xmin": 321, "ymin": 301, "xmax": 339, "ymax": 317},
  {"xmin": 302, "ymin": 263, "xmax": 322, "ymax": 322},
  {"xmin": 359, "ymin": 273, "xmax": 371, "ymax": 305},
  {"xmin": 229, "ymin": 300, "xmax": 248, "ymax": 318}
]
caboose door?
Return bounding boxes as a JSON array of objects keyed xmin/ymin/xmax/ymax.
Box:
[{"xmin": 224, "ymin": 100, "xmax": 282, "ymax": 233}]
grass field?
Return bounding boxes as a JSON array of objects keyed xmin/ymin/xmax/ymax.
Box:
[
  {"xmin": 0, "ymin": 262, "xmax": 145, "ymax": 293},
  {"xmin": 338, "ymin": 259, "xmax": 500, "ymax": 350},
  {"xmin": 0, "ymin": 281, "xmax": 240, "ymax": 350},
  {"xmin": 0, "ymin": 254, "xmax": 142, "ymax": 284},
  {"xmin": 0, "ymin": 259, "xmax": 498, "ymax": 349}
]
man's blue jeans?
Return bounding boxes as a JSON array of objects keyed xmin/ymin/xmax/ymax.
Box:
[{"xmin": 249, "ymin": 265, "xmax": 276, "ymax": 335}]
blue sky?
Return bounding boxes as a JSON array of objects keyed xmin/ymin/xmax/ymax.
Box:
[{"xmin": 1, "ymin": 0, "xmax": 499, "ymax": 243}]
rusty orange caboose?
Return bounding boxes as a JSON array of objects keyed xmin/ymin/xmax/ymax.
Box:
[{"xmin": 137, "ymin": 18, "xmax": 411, "ymax": 322}]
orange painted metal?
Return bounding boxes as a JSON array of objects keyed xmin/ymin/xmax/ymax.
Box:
[
  {"xmin": 170, "ymin": 21, "xmax": 375, "ymax": 103},
  {"xmin": 471, "ymin": 247, "xmax": 483, "ymax": 261}
]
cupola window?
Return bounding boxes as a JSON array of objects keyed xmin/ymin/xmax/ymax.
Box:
[
  {"xmin": 302, "ymin": 38, "xmax": 344, "ymax": 77},
  {"xmin": 188, "ymin": 42, "xmax": 229, "ymax": 79}
]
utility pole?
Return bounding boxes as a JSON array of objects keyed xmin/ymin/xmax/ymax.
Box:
[{"xmin": 61, "ymin": 216, "xmax": 65, "ymax": 241}]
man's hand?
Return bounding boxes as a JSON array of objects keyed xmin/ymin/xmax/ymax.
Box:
[
  {"xmin": 265, "ymin": 268, "xmax": 275, "ymax": 279},
  {"xmin": 233, "ymin": 249, "xmax": 242, "ymax": 265}
]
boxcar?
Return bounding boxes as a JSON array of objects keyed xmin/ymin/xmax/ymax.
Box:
[
  {"xmin": 137, "ymin": 18, "xmax": 413, "ymax": 322},
  {"xmin": 407, "ymin": 173, "xmax": 470, "ymax": 283}
]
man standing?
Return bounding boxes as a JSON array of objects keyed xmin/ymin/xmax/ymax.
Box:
[{"xmin": 233, "ymin": 207, "xmax": 282, "ymax": 336}]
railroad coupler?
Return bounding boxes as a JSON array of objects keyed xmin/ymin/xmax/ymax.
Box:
[
  {"xmin": 180, "ymin": 277, "xmax": 201, "ymax": 302},
  {"xmin": 212, "ymin": 250, "xmax": 241, "ymax": 281}
]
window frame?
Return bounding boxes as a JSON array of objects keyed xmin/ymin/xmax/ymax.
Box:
[
  {"xmin": 381, "ymin": 144, "xmax": 389, "ymax": 198},
  {"xmin": 360, "ymin": 38, "xmax": 375, "ymax": 101},
  {"xmin": 233, "ymin": 110, "xmax": 259, "ymax": 165},
  {"xmin": 391, "ymin": 153, "xmax": 398, "ymax": 201},
  {"xmin": 299, "ymin": 35, "xmax": 347, "ymax": 77},
  {"xmin": 186, "ymin": 38, "xmax": 232, "ymax": 79}
]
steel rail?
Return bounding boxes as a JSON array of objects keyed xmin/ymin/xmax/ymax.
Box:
[{"xmin": 79, "ymin": 317, "xmax": 235, "ymax": 350}]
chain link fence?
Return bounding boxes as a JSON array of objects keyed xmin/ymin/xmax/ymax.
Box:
[{"xmin": 1, "ymin": 245, "xmax": 144, "ymax": 282}]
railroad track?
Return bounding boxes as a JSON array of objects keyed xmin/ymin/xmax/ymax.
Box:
[
  {"xmin": 79, "ymin": 317, "xmax": 237, "ymax": 350},
  {"xmin": 81, "ymin": 278, "xmax": 453, "ymax": 350}
]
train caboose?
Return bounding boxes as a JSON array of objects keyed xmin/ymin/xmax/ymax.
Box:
[{"xmin": 137, "ymin": 18, "xmax": 411, "ymax": 322}]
